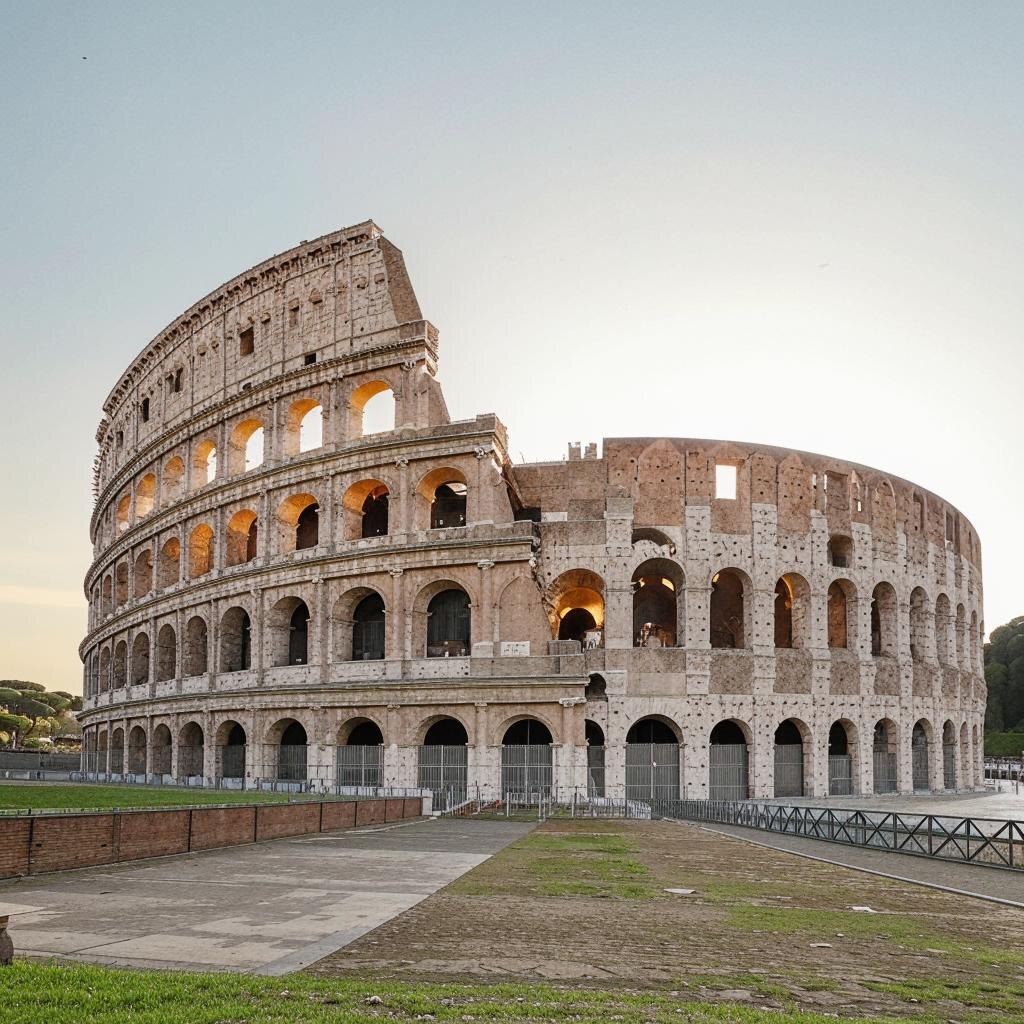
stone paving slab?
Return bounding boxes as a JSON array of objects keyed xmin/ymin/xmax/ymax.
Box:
[{"xmin": 0, "ymin": 818, "xmax": 534, "ymax": 974}]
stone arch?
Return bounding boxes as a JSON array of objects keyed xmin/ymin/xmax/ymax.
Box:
[
  {"xmin": 624, "ymin": 715, "xmax": 681, "ymax": 801},
  {"xmin": 827, "ymin": 579, "xmax": 856, "ymax": 649},
  {"xmin": 912, "ymin": 719, "xmax": 933, "ymax": 791},
  {"xmin": 942, "ymin": 719, "xmax": 957, "ymax": 789},
  {"xmin": 773, "ymin": 717, "xmax": 811, "ymax": 797},
  {"xmin": 127, "ymin": 725, "xmax": 147, "ymax": 774},
  {"xmin": 871, "ymin": 479, "xmax": 897, "ymax": 537},
  {"xmin": 184, "ymin": 614, "xmax": 209, "ymax": 676},
  {"xmin": 349, "ymin": 379, "xmax": 396, "ymax": 437},
  {"xmin": 336, "ymin": 715, "xmax": 385, "ymax": 787},
  {"xmin": 110, "ymin": 726, "xmax": 125, "ymax": 773},
  {"xmin": 337, "ymin": 714, "xmax": 386, "ymax": 745},
  {"xmin": 935, "ymin": 593, "xmax": 952, "ymax": 666},
  {"xmin": 101, "ymin": 573, "xmax": 112, "ymax": 617},
  {"xmin": 709, "ymin": 718, "xmax": 752, "ymax": 799},
  {"xmin": 115, "ymin": 491, "xmax": 131, "ymax": 534},
  {"xmin": 130, "ymin": 632, "xmax": 150, "ymax": 686},
  {"xmin": 268, "ymin": 596, "xmax": 312, "ymax": 667},
  {"xmin": 417, "ymin": 467, "xmax": 469, "ymax": 530},
  {"xmin": 710, "ymin": 567, "xmax": 751, "ymax": 649},
  {"xmin": 112, "ymin": 639, "xmax": 127, "ymax": 689},
  {"xmin": 191, "ymin": 438, "xmax": 218, "ymax": 488},
  {"xmin": 267, "ymin": 717, "xmax": 308, "ymax": 781},
  {"xmin": 188, "ymin": 523, "xmax": 215, "ymax": 578},
  {"xmin": 226, "ymin": 509, "xmax": 259, "ymax": 566},
  {"xmin": 545, "ymin": 569, "xmax": 605, "ymax": 645},
  {"xmin": 417, "ymin": 715, "xmax": 469, "ymax": 804},
  {"xmin": 632, "ymin": 558, "xmax": 684, "ymax": 648},
  {"xmin": 220, "ymin": 606, "xmax": 252, "ymax": 672},
  {"xmin": 333, "ymin": 586, "xmax": 387, "ymax": 662},
  {"xmin": 341, "ymin": 478, "xmax": 391, "ymax": 540},
  {"xmin": 870, "ymin": 582, "xmax": 898, "ymax": 657},
  {"xmin": 135, "ymin": 473, "xmax": 157, "ymax": 519},
  {"xmin": 178, "ymin": 721, "xmax": 205, "ymax": 778},
  {"xmin": 419, "ymin": 714, "xmax": 471, "ymax": 745},
  {"xmin": 155, "ymin": 622, "xmax": 176, "ymax": 681},
  {"xmin": 909, "ymin": 586, "xmax": 930, "ymax": 661},
  {"xmin": 99, "ymin": 645, "xmax": 111, "ymax": 693},
  {"xmin": 774, "ymin": 572, "xmax": 810, "ymax": 649},
  {"xmin": 499, "ymin": 716, "xmax": 555, "ymax": 797},
  {"xmin": 827, "ymin": 718, "xmax": 858, "ymax": 795},
  {"xmin": 631, "ymin": 527, "xmax": 676, "ymax": 551},
  {"xmin": 151, "ymin": 723, "xmax": 172, "ymax": 774},
  {"xmin": 162, "ymin": 455, "xmax": 185, "ymax": 504},
  {"xmin": 285, "ymin": 397, "xmax": 323, "ymax": 455},
  {"xmin": 216, "ymin": 720, "xmax": 247, "ymax": 778},
  {"xmin": 413, "ymin": 578, "xmax": 475, "ymax": 658},
  {"xmin": 277, "ymin": 493, "xmax": 319, "ymax": 553},
  {"xmin": 158, "ymin": 536, "xmax": 181, "ymax": 589},
  {"xmin": 970, "ymin": 610, "xmax": 980, "ymax": 666},
  {"xmin": 955, "ymin": 603, "xmax": 967, "ymax": 666},
  {"xmin": 115, "ymin": 561, "xmax": 129, "ymax": 607},
  {"xmin": 872, "ymin": 717, "xmax": 898, "ymax": 793},
  {"xmin": 227, "ymin": 417, "xmax": 265, "ymax": 475},
  {"xmin": 133, "ymin": 549, "xmax": 153, "ymax": 598}
]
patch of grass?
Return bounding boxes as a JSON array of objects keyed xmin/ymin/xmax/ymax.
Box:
[
  {"xmin": 860, "ymin": 976, "xmax": 1024, "ymax": 1013},
  {"xmin": 0, "ymin": 960, "xmax": 959, "ymax": 1024},
  {"xmin": 0, "ymin": 783, "xmax": 303, "ymax": 811},
  {"xmin": 726, "ymin": 905, "xmax": 1024, "ymax": 966}
]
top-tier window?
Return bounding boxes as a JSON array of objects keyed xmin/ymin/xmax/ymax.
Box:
[
  {"xmin": 239, "ymin": 327, "xmax": 254, "ymax": 356},
  {"xmin": 715, "ymin": 464, "xmax": 737, "ymax": 500}
]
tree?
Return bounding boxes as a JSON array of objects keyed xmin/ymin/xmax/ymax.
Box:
[
  {"xmin": 985, "ymin": 617, "xmax": 1024, "ymax": 733},
  {"xmin": 0, "ymin": 680, "xmax": 79, "ymax": 749}
]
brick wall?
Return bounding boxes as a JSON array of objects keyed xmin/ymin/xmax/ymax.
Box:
[{"xmin": 0, "ymin": 795, "xmax": 425, "ymax": 880}]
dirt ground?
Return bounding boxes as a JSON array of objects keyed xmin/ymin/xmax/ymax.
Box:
[{"xmin": 310, "ymin": 817, "xmax": 1024, "ymax": 1019}]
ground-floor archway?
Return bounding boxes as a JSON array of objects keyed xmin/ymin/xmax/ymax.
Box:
[
  {"xmin": 625, "ymin": 718, "xmax": 680, "ymax": 802},
  {"xmin": 417, "ymin": 717, "xmax": 468, "ymax": 807},
  {"xmin": 585, "ymin": 720, "xmax": 605, "ymax": 797},
  {"xmin": 827, "ymin": 720, "xmax": 854, "ymax": 796},
  {"xmin": 337, "ymin": 718, "xmax": 384, "ymax": 788},
  {"xmin": 912, "ymin": 721, "xmax": 931, "ymax": 792},
  {"xmin": 873, "ymin": 719, "xmax": 897, "ymax": 793},
  {"xmin": 773, "ymin": 719, "xmax": 806, "ymax": 797},
  {"xmin": 501, "ymin": 718, "xmax": 554, "ymax": 798},
  {"xmin": 217, "ymin": 721, "xmax": 246, "ymax": 779},
  {"xmin": 709, "ymin": 720, "xmax": 749, "ymax": 800}
]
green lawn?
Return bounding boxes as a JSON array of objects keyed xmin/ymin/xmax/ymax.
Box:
[
  {"xmin": 0, "ymin": 961, "xmax": 953, "ymax": 1024},
  {"xmin": 0, "ymin": 783, "xmax": 301, "ymax": 812}
]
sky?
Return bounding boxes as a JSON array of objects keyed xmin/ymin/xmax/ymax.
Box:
[{"xmin": 1, "ymin": 2, "xmax": 1022, "ymax": 694}]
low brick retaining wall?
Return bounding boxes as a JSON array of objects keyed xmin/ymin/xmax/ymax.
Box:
[{"xmin": 0, "ymin": 797, "xmax": 425, "ymax": 880}]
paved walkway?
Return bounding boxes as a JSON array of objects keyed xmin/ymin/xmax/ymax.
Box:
[
  {"xmin": 699, "ymin": 821, "xmax": 1024, "ymax": 905},
  {"xmin": 776, "ymin": 783, "xmax": 1024, "ymax": 821},
  {"xmin": 0, "ymin": 817, "xmax": 533, "ymax": 974}
]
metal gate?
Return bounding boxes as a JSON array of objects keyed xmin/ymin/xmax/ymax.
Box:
[
  {"xmin": 278, "ymin": 743, "xmax": 308, "ymax": 781},
  {"xmin": 943, "ymin": 743, "xmax": 956, "ymax": 789},
  {"xmin": 912, "ymin": 738, "xmax": 930, "ymax": 791},
  {"xmin": 417, "ymin": 744, "xmax": 468, "ymax": 806},
  {"xmin": 337, "ymin": 744, "xmax": 384, "ymax": 788},
  {"xmin": 873, "ymin": 751, "xmax": 897, "ymax": 793},
  {"xmin": 774, "ymin": 744, "xmax": 804, "ymax": 797},
  {"xmin": 710, "ymin": 742, "xmax": 748, "ymax": 800},
  {"xmin": 221, "ymin": 743, "xmax": 246, "ymax": 779},
  {"xmin": 828, "ymin": 754, "xmax": 852, "ymax": 796},
  {"xmin": 178, "ymin": 743, "xmax": 204, "ymax": 778},
  {"xmin": 587, "ymin": 745, "xmax": 605, "ymax": 797},
  {"xmin": 625, "ymin": 742, "xmax": 679, "ymax": 801},
  {"xmin": 501, "ymin": 744, "xmax": 553, "ymax": 798}
]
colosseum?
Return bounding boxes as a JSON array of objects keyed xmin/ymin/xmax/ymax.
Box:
[{"xmin": 78, "ymin": 220, "xmax": 986, "ymax": 806}]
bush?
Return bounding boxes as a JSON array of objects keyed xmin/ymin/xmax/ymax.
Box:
[{"xmin": 984, "ymin": 732, "xmax": 1024, "ymax": 757}]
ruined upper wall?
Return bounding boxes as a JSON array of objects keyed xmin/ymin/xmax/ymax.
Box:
[
  {"xmin": 94, "ymin": 222, "xmax": 434, "ymax": 496},
  {"xmin": 512, "ymin": 436, "xmax": 981, "ymax": 571}
]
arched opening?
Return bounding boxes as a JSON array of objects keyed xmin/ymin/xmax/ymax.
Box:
[
  {"xmin": 115, "ymin": 492, "xmax": 131, "ymax": 534},
  {"xmin": 220, "ymin": 607, "xmax": 252, "ymax": 672},
  {"xmin": 218, "ymin": 721, "xmax": 246, "ymax": 779},
  {"xmin": 632, "ymin": 559, "xmax": 683, "ymax": 647},
  {"xmin": 585, "ymin": 719, "xmax": 605, "ymax": 797},
  {"xmin": 935, "ymin": 594, "xmax": 952, "ymax": 666},
  {"xmin": 417, "ymin": 468, "xmax": 469, "ymax": 530},
  {"xmin": 277, "ymin": 494, "xmax": 319, "ymax": 553},
  {"xmin": 289, "ymin": 602, "xmax": 310, "ymax": 665},
  {"xmin": 127, "ymin": 726, "xmax": 146, "ymax": 775},
  {"xmin": 337, "ymin": 718, "xmax": 384, "ymax": 788},
  {"xmin": 110, "ymin": 727, "xmax": 125, "ymax": 774},
  {"xmin": 178, "ymin": 722, "xmax": 204, "ymax": 780},
  {"xmin": 827, "ymin": 534, "xmax": 853, "ymax": 568},
  {"xmin": 226, "ymin": 509, "xmax": 259, "ymax": 566},
  {"xmin": 101, "ymin": 574, "xmax": 112, "ymax": 617},
  {"xmin": 98, "ymin": 729, "xmax": 109, "ymax": 771},
  {"xmin": 828, "ymin": 721, "xmax": 854, "ymax": 795},
  {"xmin": 774, "ymin": 574, "xmax": 810, "ymax": 649},
  {"xmin": 959, "ymin": 721, "xmax": 970, "ymax": 788},
  {"xmin": 418, "ymin": 717, "xmax": 469, "ymax": 806},
  {"xmin": 155, "ymin": 623, "xmax": 176, "ymax": 682},
  {"xmin": 912, "ymin": 720, "xmax": 931, "ymax": 791},
  {"xmin": 909, "ymin": 588, "xmax": 929, "ymax": 662},
  {"xmin": 709, "ymin": 720, "xmax": 750, "ymax": 800},
  {"xmin": 228, "ymin": 418, "xmax": 265, "ymax": 475},
  {"xmin": 426, "ymin": 588, "xmax": 471, "ymax": 658},
  {"xmin": 115, "ymin": 562, "xmax": 129, "ymax": 608},
  {"xmin": 112, "ymin": 640, "xmax": 127, "ymax": 689},
  {"xmin": 151, "ymin": 724, "xmax": 171, "ymax": 775},
  {"xmin": 501, "ymin": 718, "xmax": 554, "ymax": 798},
  {"xmin": 870, "ymin": 582, "xmax": 897, "ymax": 657},
  {"xmin": 585, "ymin": 673, "xmax": 607, "ymax": 701},
  {"xmin": 277, "ymin": 720, "xmax": 308, "ymax": 781},
  {"xmin": 162, "ymin": 456, "xmax": 185, "ymax": 504},
  {"xmin": 130, "ymin": 632, "xmax": 149, "ymax": 686},
  {"xmin": 133, "ymin": 550, "xmax": 153, "ymax": 598},
  {"xmin": 942, "ymin": 720, "xmax": 957, "ymax": 789},
  {"xmin": 548, "ymin": 569, "xmax": 605, "ymax": 647},
  {"xmin": 188, "ymin": 523, "xmax": 215, "ymax": 578},
  {"xmin": 341, "ymin": 479, "xmax": 390, "ymax": 540},
  {"xmin": 710, "ymin": 569, "xmax": 747, "ymax": 649},
  {"xmin": 158, "ymin": 537, "xmax": 181, "ymax": 589},
  {"xmin": 625, "ymin": 717, "xmax": 680, "ymax": 801},
  {"xmin": 184, "ymin": 615, "xmax": 208, "ymax": 676},
  {"xmin": 192, "ymin": 439, "xmax": 217, "ymax": 488},
  {"xmin": 872, "ymin": 719, "xmax": 898, "ymax": 793},
  {"xmin": 773, "ymin": 719, "xmax": 806, "ymax": 797},
  {"xmin": 970, "ymin": 610, "xmax": 979, "ymax": 667},
  {"xmin": 353, "ymin": 592, "xmax": 386, "ymax": 661},
  {"xmin": 136, "ymin": 474, "xmax": 157, "ymax": 519},
  {"xmin": 827, "ymin": 581, "xmax": 852, "ymax": 649},
  {"xmin": 955, "ymin": 604, "xmax": 967, "ymax": 666},
  {"xmin": 296, "ymin": 401, "xmax": 323, "ymax": 453},
  {"xmin": 99, "ymin": 646, "xmax": 111, "ymax": 693},
  {"xmin": 350, "ymin": 380, "xmax": 396, "ymax": 436},
  {"xmin": 268, "ymin": 597, "xmax": 311, "ymax": 667}
]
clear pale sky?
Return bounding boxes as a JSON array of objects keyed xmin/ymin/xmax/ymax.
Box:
[{"xmin": 2, "ymin": 2, "xmax": 1022, "ymax": 695}]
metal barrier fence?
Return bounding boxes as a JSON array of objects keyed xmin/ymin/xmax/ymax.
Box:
[
  {"xmin": 624, "ymin": 742, "xmax": 679, "ymax": 801},
  {"xmin": 501, "ymin": 744, "xmax": 553, "ymax": 798},
  {"xmin": 417, "ymin": 745, "xmax": 468, "ymax": 808},
  {"xmin": 828, "ymin": 754, "xmax": 852, "ymax": 796},
  {"xmin": 654, "ymin": 798, "xmax": 1024, "ymax": 870},
  {"xmin": 873, "ymin": 751, "xmax": 897, "ymax": 793}
]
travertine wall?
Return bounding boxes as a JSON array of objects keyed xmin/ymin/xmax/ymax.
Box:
[{"xmin": 79, "ymin": 222, "xmax": 986, "ymax": 801}]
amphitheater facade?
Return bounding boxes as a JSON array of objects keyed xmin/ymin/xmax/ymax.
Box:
[{"xmin": 78, "ymin": 221, "xmax": 986, "ymax": 804}]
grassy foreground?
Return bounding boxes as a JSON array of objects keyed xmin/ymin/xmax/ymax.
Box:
[
  {"xmin": 0, "ymin": 783, "xmax": 298, "ymax": 811},
  {"xmin": 0, "ymin": 961, "xmax": 955, "ymax": 1024}
]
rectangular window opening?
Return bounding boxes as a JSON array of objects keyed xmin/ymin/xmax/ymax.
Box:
[
  {"xmin": 304, "ymin": 353, "xmax": 316, "ymax": 365},
  {"xmin": 715, "ymin": 464, "xmax": 737, "ymax": 500},
  {"xmin": 239, "ymin": 327, "xmax": 254, "ymax": 356}
]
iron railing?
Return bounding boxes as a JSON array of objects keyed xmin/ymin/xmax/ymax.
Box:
[
  {"xmin": 654, "ymin": 798, "xmax": 1024, "ymax": 870},
  {"xmin": 501, "ymin": 744, "xmax": 553, "ymax": 798},
  {"xmin": 624, "ymin": 742, "xmax": 680, "ymax": 801}
]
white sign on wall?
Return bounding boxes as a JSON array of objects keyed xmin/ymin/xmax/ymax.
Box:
[{"xmin": 500, "ymin": 641, "xmax": 531, "ymax": 657}]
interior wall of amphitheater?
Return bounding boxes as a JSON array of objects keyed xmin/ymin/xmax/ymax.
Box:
[{"xmin": 78, "ymin": 221, "xmax": 986, "ymax": 803}]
